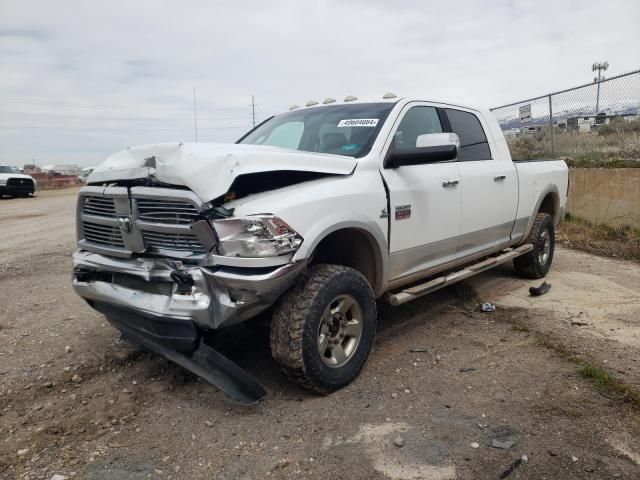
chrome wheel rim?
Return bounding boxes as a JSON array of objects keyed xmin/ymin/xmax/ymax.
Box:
[
  {"xmin": 317, "ymin": 294, "xmax": 363, "ymax": 368},
  {"xmin": 539, "ymin": 229, "xmax": 551, "ymax": 265}
]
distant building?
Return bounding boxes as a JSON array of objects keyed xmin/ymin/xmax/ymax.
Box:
[
  {"xmin": 41, "ymin": 165, "xmax": 81, "ymax": 176},
  {"xmin": 521, "ymin": 125, "xmax": 543, "ymax": 136},
  {"xmin": 566, "ymin": 113, "xmax": 639, "ymax": 133}
]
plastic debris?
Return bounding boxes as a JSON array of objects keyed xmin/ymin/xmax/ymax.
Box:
[
  {"xmin": 529, "ymin": 281, "xmax": 552, "ymax": 296},
  {"xmin": 481, "ymin": 302, "xmax": 496, "ymax": 313},
  {"xmin": 492, "ymin": 439, "xmax": 515, "ymax": 449}
]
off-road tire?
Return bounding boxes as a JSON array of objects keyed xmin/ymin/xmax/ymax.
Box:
[
  {"xmin": 513, "ymin": 212, "xmax": 555, "ymax": 279},
  {"xmin": 270, "ymin": 264, "xmax": 377, "ymax": 394}
]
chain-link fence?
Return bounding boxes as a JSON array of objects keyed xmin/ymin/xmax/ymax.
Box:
[{"xmin": 491, "ymin": 69, "xmax": 640, "ymax": 167}]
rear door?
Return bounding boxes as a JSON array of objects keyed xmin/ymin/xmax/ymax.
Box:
[
  {"xmin": 443, "ymin": 108, "xmax": 517, "ymax": 258},
  {"xmin": 380, "ymin": 104, "xmax": 462, "ymax": 282}
]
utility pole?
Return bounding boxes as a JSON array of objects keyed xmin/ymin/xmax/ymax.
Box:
[
  {"xmin": 592, "ymin": 61, "xmax": 609, "ymax": 114},
  {"xmin": 251, "ymin": 95, "xmax": 256, "ymax": 128},
  {"xmin": 193, "ymin": 88, "xmax": 198, "ymax": 142}
]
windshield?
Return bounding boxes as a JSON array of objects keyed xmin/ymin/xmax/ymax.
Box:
[
  {"xmin": 238, "ymin": 102, "xmax": 396, "ymax": 157},
  {"xmin": 0, "ymin": 166, "xmax": 20, "ymax": 174}
]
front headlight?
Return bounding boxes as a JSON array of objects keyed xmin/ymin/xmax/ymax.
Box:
[
  {"xmin": 210, "ymin": 215, "xmax": 303, "ymax": 258},
  {"xmin": 0, "ymin": 178, "xmax": 7, "ymax": 186}
]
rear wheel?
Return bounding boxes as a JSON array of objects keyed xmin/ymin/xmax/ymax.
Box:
[
  {"xmin": 270, "ymin": 264, "xmax": 376, "ymax": 394},
  {"xmin": 513, "ymin": 212, "xmax": 555, "ymax": 279}
]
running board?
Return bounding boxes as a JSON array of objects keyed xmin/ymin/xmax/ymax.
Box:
[{"xmin": 385, "ymin": 244, "xmax": 534, "ymax": 306}]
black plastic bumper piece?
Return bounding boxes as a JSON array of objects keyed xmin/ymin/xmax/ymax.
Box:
[
  {"xmin": 92, "ymin": 302, "xmax": 200, "ymax": 353},
  {"xmin": 90, "ymin": 302, "xmax": 267, "ymax": 405}
]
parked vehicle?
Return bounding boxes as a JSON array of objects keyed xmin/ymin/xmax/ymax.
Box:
[
  {"xmin": 0, "ymin": 165, "xmax": 37, "ymax": 197},
  {"xmin": 72, "ymin": 96, "xmax": 568, "ymax": 404}
]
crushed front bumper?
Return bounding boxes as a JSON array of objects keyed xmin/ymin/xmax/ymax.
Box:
[
  {"xmin": 72, "ymin": 251, "xmax": 306, "ymax": 404},
  {"xmin": 73, "ymin": 250, "xmax": 306, "ymax": 336}
]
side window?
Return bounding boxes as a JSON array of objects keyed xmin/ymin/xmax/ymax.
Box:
[
  {"xmin": 262, "ymin": 122, "xmax": 304, "ymax": 150},
  {"xmin": 394, "ymin": 106, "xmax": 443, "ymax": 151},
  {"xmin": 444, "ymin": 109, "xmax": 492, "ymax": 161}
]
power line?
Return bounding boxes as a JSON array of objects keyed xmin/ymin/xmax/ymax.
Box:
[
  {"xmin": 0, "ymin": 98, "xmax": 250, "ymax": 112},
  {"xmin": 0, "ymin": 110, "xmax": 252, "ymax": 121},
  {"xmin": 0, "ymin": 124, "xmax": 252, "ymax": 131}
]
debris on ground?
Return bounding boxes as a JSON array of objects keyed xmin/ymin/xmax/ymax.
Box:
[
  {"xmin": 529, "ymin": 281, "xmax": 552, "ymax": 296},
  {"xmin": 470, "ymin": 442, "xmax": 480, "ymax": 449},
  {"xmin": 459, "ymin": 367, "xmax": 476, "ymax": 373},
  {"xmin": 393, "ymin": 435, "xmax": 405, "ymax": 448},
  {"xmin": 408, "ymin": 347, "xmax": 430, "ymax": 353},
  {"xmin": 481, "ymin": 302, "xmax": 496, "ymax": 313},
  {"xmin": 492, "ymin": 439, "xmax": 515, "ymax": 449},
  {"xmin": 499, "ymin": 457, "xmax": 523, "ymax": 479},
  {"xmin": 571, "ymin": 321, "xmax": 589, "ymax": 327}
]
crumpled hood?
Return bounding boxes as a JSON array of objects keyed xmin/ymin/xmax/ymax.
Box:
[{"xmin": 88, "ymin": 143, "xmax": 357, "ymax": 202}]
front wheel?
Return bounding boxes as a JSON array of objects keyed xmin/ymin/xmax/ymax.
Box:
[
  {"xmin": 513, "ymin": 212, "xmax": 555, "ymax": 279},
  {"xmin": 270, "ymin": 264, "xmax": 377, "ymax": 394}
]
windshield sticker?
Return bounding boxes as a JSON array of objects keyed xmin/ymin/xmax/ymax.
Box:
[
  {"xmin": 341, "ymin": 144, "xmax": 359, "ymax": 152},
  {"xmin": 337, "ymin": 119, "xmax": 379, "ymax": 127}
]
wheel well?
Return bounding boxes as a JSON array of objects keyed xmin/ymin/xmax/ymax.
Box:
[
  {"xmin": 310, "ymin": 229, "xmax": 380, "ymax": 294},
  {"xmin": 538, "ymin": 192, "xmax": 559, "ymax": 223}
]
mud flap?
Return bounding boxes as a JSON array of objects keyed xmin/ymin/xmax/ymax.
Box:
[{"xmin": 126, "ymin": 332, "xmax": 267, "ymax": 405}]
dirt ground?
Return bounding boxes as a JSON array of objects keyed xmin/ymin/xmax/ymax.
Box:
[{"xmin": 1, "ymin": 188, "xmax": 639, "ymax": 480}]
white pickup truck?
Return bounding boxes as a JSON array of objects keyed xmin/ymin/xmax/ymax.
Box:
[
  {"xmin": 0, "ymin": 165, "xmax": 36, "ymax": 197},
  {"xmin": 72, "ymin": 96, "xmax": 568, "ymax": 404}
]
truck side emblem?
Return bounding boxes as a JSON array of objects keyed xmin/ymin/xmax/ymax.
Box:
[
  {"xmin": 379, "ymin": 208, "xmax": 388, "ymax": 219},
  {"xmin": 117, "ymin": 216, "xmax": 133, "ymax": 234},
  {"xmin": 395, "ymin": 204, "xmax": 411, "ymax": 220}
]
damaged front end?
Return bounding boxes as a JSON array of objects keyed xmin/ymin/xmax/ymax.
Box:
[{"xmin": 72, "ymin": 184, "xmax": 307, "ymax": 404}]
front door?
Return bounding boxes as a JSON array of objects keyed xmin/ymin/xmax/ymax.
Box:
[{"xmin": 380, "ymin": 104, "xmax": 462, "ymax": 282}]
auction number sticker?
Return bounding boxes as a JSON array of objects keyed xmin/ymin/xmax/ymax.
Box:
[{"xmin": 337, "ymin": 119, "xmax": 379, "ymax": 127}]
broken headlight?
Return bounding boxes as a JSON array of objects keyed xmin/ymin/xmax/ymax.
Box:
[{"xmin": 210, "ymin": 216, "xmax": 303, "ymax": 258}]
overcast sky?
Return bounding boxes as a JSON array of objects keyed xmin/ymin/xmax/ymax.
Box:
[{"xmin": 1, "ymin": 0, "xmax": 638, "ymax": 167}]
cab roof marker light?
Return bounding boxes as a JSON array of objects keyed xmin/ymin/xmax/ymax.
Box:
[
  {"xmin": 289, "ymin": 105, "xmax": 300, "ymax": 110},
  {"xmin": 322, "ymin": 97, "xmax": 336, "ymax": 104},
  {"xmin": 383, "ymin": 92, "xmax": 397, "ymax": 99},
  {"xmin": 343, "ymin": 95, "xmax": 358, "ymax": 102},
  {"xmin": 306, "ymin": 100, "xmax": 319, "ymax": 107}
]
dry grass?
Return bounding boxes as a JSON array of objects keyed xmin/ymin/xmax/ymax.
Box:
[
  {"xmin": 558, "ymin": 213, "xmax": 640, "ymax": 262},
  {"xmin": 506, "ymin": 118, "xmax": 640, "ymax": 168},
  {"xmin": 579, "ymin": 365, "xmax": 640, "ymax": 406}
]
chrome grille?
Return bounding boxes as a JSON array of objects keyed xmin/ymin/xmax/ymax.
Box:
[
  {"xmin": 142, "ymin": 231, "xmax": 206, "ymax": 254},
  {"xmin": 135, "ymin": 199, "xmax": 199, "ymax": 224},
  {"xmin": 82, "ymin": 196, "xmax": 117, "ymax": 218},
  {"xmin": 78, "ymin": 186, "xmax": 210, "ymax": 259},
  {"xmin": 82, "ymin": 221, "xmax": 125, "ymax": 248}
]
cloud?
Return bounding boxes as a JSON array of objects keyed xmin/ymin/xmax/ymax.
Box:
[
  {"xmin": 0, "ymin": 0, "xmax": 638, "ymax": 166},
  {"xmin": 0, "ymin": 27, "xmax": 49, "ymax": 41}
]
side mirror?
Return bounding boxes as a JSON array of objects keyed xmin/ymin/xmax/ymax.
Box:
[{"xmin": 384, "ymin": 133, "xmax": 460, "ymax": 169}]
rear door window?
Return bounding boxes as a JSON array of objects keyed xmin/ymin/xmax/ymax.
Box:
[{"xmin": 444, "ymin": 109, "xmax": 492, "ymax": 161}]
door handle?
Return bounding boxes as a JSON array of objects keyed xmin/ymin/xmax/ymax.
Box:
[
  {"xmin": 442, "ymin": 179, "xmax": 459, "ymax": 187},
  {"xmin": 493, "ymin": 175, "xmax": 506, "ymax": 181}
]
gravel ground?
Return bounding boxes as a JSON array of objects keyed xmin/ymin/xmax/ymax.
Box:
[{"xmin": 1, "ymin": 188, "xmax": 639, "ymax": 480}]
